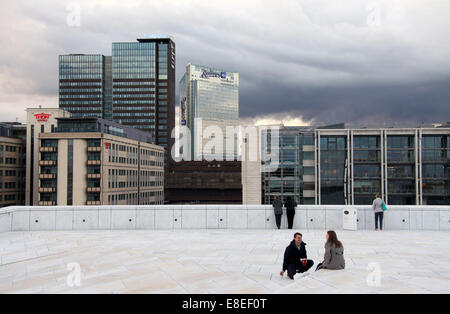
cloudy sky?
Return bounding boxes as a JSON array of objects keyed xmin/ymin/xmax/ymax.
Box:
[{"xmin": 1, "ymin": 0, "xmax": 449, "ymax": 127}]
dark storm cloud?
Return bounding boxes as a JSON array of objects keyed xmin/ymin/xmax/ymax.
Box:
[
  {"xmin": 240, "ymin": 79, "xmax": 450, "ymax": 127},
  {"xmin": 0, "ymin": 0, "xmax": 449, "ymax": 125}
]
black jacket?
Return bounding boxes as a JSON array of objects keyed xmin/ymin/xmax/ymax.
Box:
[
  {"xmin": 284, "ymin": 199, "xmax": 297, "ymax": 213},
  {"xmin": 283, "ymin": 240, "xmax": 307, "ymax": 271}
]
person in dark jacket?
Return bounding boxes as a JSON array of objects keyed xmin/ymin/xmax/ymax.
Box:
[
  {"xmin": 284, "ymin": 196, "xmax": 297, "ymax": 229},
  {"xmin": 280, "ymin": 233, "xmax": 314, "ymax": 279},
  {"xmin": 272, "ymin": 195, "xmax": 283, "ymax": 229}
]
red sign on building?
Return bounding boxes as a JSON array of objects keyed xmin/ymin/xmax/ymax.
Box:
[
  {"xmin": 105, "ymin": 142, "xmax": 110, "ymax": 149},
  {"xmin": 34, "ymin": 113, "xmax": 52, "ymax": 122}
]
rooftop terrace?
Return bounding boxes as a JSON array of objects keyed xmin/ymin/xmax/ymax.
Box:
[{"xmin": 0, "ymin": 229, "xmax": 449, "ymax": 294}]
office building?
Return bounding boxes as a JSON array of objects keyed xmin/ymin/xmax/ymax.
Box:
[
  {"xmin": 112, "ymin": 38, "xmax": 175, "ymax": 154},
  {"xmin": 59, "ymin": 38, "xmax": 176, "ymax": 165},
  {"xmin": 180, "ymin": 64, "xmax": 239, "ymax": 160},
  {"xmin": 261, "ymin": 126, "xmax": 317, "ymax": 205},
  {"xmin": 59, "ymin": 54, "xmax": 111, "ymax": 119},
  {"xmin": 26, "ymin": 108, "xmax": 71, "ymax": 205},
  {"xmin": 0, "ymin": 123, "xmax": 26, "ymax": 207},
  {"xmin": 37, "ymin": 117, "xmax": 164, "ymax": 206},
  {"xmin": 242, "ymin": 125, "xmax": 450, "ymax": 205}
]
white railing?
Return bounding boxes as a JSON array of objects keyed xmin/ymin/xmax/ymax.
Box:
[{"xmin": 0, "ymin": 205, "xmax": 449, "ymax": 232}]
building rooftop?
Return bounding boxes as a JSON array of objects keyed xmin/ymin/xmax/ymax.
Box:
[
  {"xmin": 53, "ymin": 117, "xmax": 154, "ymax": 144},
  {"xmin": 0, "ymin": 230, "xmax": 448, "ymax": 293}
]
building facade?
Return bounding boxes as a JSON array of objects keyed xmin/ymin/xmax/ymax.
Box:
[
  {"xmin": 241, "ymin": 128, "xmax": 262, "ymax": 205},
  {"xmin": 254, "ymin": 126, "xmax": 450, "ymax": 206},
  {"xmin": 59, "ymin": 54, "xmax": 111, "ymax": 119},
  {"xmin": 262, "ymin": 127, "xmax": 316, "ymax": 205},
  {"xmin": 112, "ymin": 38, "xmax": 175, "ymax": 157},
  {"xmin": 37, "ymin": 117, "xmax": 164, "ymax": 206},
  {"xmin": 59, "ymin": 38, "xmax": 176, "ymax": 166},
  {"xmin": 0, "ymin": 123, "xmax": 26, "ymax": 207},
  {"xmin": 165, "ymin": 161, "xmax": 241, "ymax": 204},
  {"xmin": 26, "ymin": 108, "xmax": 71, "ymax": 205},
  {"xmin": 180, "ymin": 64, "xmax": 239, "ymax": 160}
]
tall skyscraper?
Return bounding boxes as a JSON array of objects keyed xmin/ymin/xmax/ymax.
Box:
[
  {"xmin": 180, "ymin": 64, "xmax": 239, "ymax": 160},
  {"xmin": 59, "ymin": 38, "xmax": 176, "ymax": 165},
  {"xmin": 112, "ymin": 38, "xmax": 175, "ymax": 157},
  {"xmin": 59, "ymin": 54, "xmax": 111, "ymax": 119}
]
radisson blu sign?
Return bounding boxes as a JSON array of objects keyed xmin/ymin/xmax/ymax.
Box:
[{"xmin": 201, "ymin": 70, "xmax": 227, "ymax": 79}]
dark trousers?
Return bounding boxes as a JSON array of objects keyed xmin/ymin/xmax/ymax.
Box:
[
  {"xmin": 375, "ymin": 212, "xmax": 384, "ymax": 229},
  {"xmin": 275, "ymin": 214, "xmax": 282, "ymax": 229},
  {"xmin": 287, "ymin": 260, "xmax": 314, "ymax": 279},
  {"xmin": 287, "ymin": 212, "xmax": 295, "ymax": 229}
]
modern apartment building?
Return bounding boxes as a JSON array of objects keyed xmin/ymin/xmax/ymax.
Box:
[
  {"xmin": 246, "ymin": 125, "xmax": 450, "ymax": 206},
  {"xmin": 37, "ymin": 117, "xmax": 164, "ymax": 206},
  {"xmin": 180, "ymin": 64, "xmax": 239, "ymax": 160},
  {"xmin": 0, "ymin": 123, "xmax": 26, "ymax": 207},
  {"xmin": 25, "ymin": 108, "xmax": 71, "ymax": 205},
  {"xmin": 59, "ymin": 38, "xmax": 176, "ymax": 166}
]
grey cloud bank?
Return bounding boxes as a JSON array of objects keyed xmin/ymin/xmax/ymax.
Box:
[{"xmin": 0, "ymin": 0, "xmax": 449, "ymax": 126}]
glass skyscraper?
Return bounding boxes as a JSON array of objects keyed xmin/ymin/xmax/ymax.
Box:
[
  {"xmin": 59, "ymin": 54, "xmax": 109, "ymax": 118},
  {"xmin": 111, "ymin": 38, "xmax": 175, "ymax": 158},
  {"xmin": 180, "ymin": 64, "xmax": 239, "ymax": 160},
  {"xmin": 59, "ymin": 38, "xmax": 176, "ymax": 165}
]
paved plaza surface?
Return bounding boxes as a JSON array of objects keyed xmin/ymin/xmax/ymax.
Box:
[{"xmin": 0, "ymin": 230, "xmax": 449, "ymax": 294}]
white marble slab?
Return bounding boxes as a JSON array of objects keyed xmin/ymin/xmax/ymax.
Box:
[{"xmin": 0, "ymin": 230, "xmax": 448, "ymax": 294}]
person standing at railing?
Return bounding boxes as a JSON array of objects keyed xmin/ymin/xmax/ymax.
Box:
[
  {"xmin": 284, "ymin": 196, "xmax": 297, "ymax": 230},
  {"xmin": 372, "ymin": 194, "xmax": 386, "ymax": 230},
  {"xmin": 272, "ymin": 195, "xmax": 283, "ymax": 229}
]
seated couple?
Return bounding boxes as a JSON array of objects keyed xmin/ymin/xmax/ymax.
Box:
[{"xmin": 280, "ymin": 231, "xmax": 345, "ymax": 280}]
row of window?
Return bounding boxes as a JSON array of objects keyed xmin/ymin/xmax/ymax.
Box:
[
  {"xmin": 60, "ymin": 89, "xmax": 102, "ymax": 93},
  {"xmin": 0, "ymin": 145, "xmax": 19, "ymax": 152},
  {"xmin": 0, "ymin": 182, "xmax": 17, "ymax": 189},
  {"xmin": 0, "ymin": 158, "xmax": 17, "ymax": 164},
  {"xmin": 107, "ymin": 190, "xmax": 164, "ymax": 205},
  {"xmin": 60, "ymin": 101, "xmax": 102, "ymax": 106},
  {"xmin": 60, "ymin": 82, "xmax": 102, "ymax": 87},
  {"xmin": 0, "ymin": 194, "xmax": 21, "ymax": 202},
  {"xmin": 0, "ymin": 170, "xmax": 17, "ymax": 176}
]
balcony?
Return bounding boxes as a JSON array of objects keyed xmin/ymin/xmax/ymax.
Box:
[
  {"xmin": 38, "ymin": 201, "xmax": 56, "ymax": 206},
  {"xmin": 87, "ymin": 146, "xmax": 101, "ymax": 152},
  {"xmin": 40, "ymin": 147, "xmax": 57, "ymax": 153},
  {"xmin": 39, "ymin": 187, "xmax": 56, "ymax": 193},
  {"xmin": 87, "ymin": 160, "xmax": 101, "ymax": 166},
  {"xmin": 40, "ymin": 160, "xmax": 57, "ymax": 166},
  {"xmin": 87, "ymin": 187, "xmax": 101, "ymax": 192},
  {"xmin": 87, "ymin": 173, "xmax": 101, "ymax": 179},
  {"xmin": 86, "ymin": 201, "xmax": 101, "ymax": 206},
  {"xmin": 40, "ymin": 173, "xmax": 57, "ymax": 179}
]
